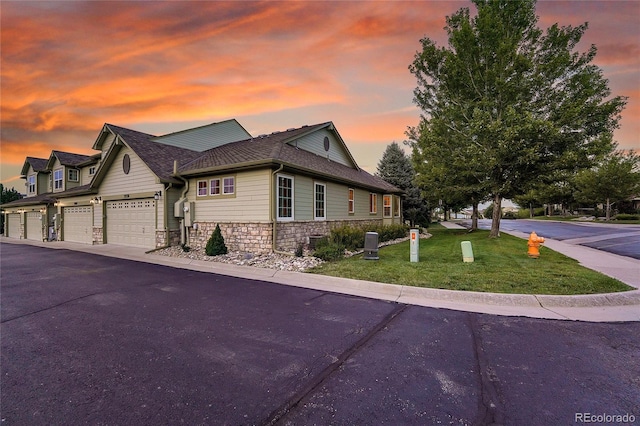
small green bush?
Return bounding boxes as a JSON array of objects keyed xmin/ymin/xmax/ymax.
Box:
[
  {"xmin": 615, "ymin": 213, "xmax": 639, "ymax": 220},
  {"xmin": 330, "ymin": 225, "xmax": 365, "ymax": 250},
  {"xmin": 313, "ymin": 243, "xmax": 346, "ymax": 261},
  {"xmin": 205, "ymin": 224, "xmax": 228, "ymax": 256}
]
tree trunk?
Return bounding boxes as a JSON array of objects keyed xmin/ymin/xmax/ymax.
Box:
[
  {"xmin": 606, "ymin": 197, "xmax": 611, "ymax": 221},
  {"xmin": 471, "ymin": 201, "xmax": 479, "ymax": 230},
  {"xmin": 490, "ymin": 194, "xmax": 502, "ymax": 238},
  {"xmin": 529, "ymin": 203, "xmax": 533, "ymax": 218}
]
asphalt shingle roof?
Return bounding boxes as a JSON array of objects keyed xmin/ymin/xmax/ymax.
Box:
[
  {"xmin": 52, "ymin": 151, "xmax": 93, "ymax": 167},
  {"xmin": 25, "ymin": 157, "xmax": 48, "ymax": 172}
]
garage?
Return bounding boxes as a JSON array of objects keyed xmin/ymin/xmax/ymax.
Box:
[
  {"xmin": 26, "ymin": 212, "xmax": 43, "ymax": 241},
  {"xmin": 63, "ymin": 206, "xmax": 93, "ymax": 244},
  {"xmin": 6, "ymin": 213, "xmax": 21, "ymax": 238},
  {"xmin": 106, "ymin": 199, "xmax": 156, "ymax": 248}
]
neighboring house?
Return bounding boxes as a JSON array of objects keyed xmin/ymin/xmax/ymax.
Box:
[{"xmin": 2, "ymin": 120, "xmax": 402, "ymax": 253}]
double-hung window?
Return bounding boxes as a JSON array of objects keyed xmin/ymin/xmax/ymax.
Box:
[
  {"xmin": 27, "ymin": 175, "xmax": 36, "ymax": 194},
  {"xmin": 277, "ymin": 174, "xmax": 294, "ymax": 221},
  {"xmin": 210, "ymin": 178, "xmax": 221, "ymax": 195},
  {"xmin": 348, "ymin": 188, "xmax": 355, "ymax": 214},
  {"xmin": 314, "ymin": 183, "xmax": 326, "ymax": 220},
  {"xmin": 54, "ymin": 169, "xmax": 63, "ymax": 190},
  {"xmin": 394, "ymin": 196, "xmax": 401, "ymax": 217},
  {"xmin": 223, "ymin": 177, "xmax": 235, "ymax": 195},
  {"xmin": 369, "ymin": 193, "xmax": 378, "ymax": 214},
  {"xmin": 197, "ymin": 180, "xmax": 208, "ymax": 196},
  {"xmin": 383, "ymin": 195, "xmax": 392, "ymax": 218},
  {"xmin": 68, "ymin": 169, "xmax": 79, "ymax": 182}
]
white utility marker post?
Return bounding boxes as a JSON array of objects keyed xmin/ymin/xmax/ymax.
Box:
[{"xmin": 410, "ymin": 229, "xmax": 419, "ymax": 262}]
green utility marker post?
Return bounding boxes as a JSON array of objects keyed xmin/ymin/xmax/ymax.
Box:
[{"xmin": 461, "ymin": 241, "xmax": 474, "ymax": 263}]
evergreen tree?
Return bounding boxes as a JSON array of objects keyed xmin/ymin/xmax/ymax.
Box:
[
  {"xmin": 0, "ymin": 184, "xmax": 23, "ymax": 233},
  {"xmin": 376, "ymin": 142, "xmax": 428, "ymax": 226},
  {"xmin": 205, "ymin": 224, "xmax": 228, "ymax": 256}
]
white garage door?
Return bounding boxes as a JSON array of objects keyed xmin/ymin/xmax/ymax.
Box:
[
  {"xmin": 106, "ymin": 199, "xmax": 156, "ymax": 248},
  {"xmin": 26, "ymin": 212, "xmax": 43, "ymax": 241},
  {"xmin": 7, "ymin": 214, "xmax": 21, "ymax": 238},
  {"xmin": 63, "ymin": 206, "xmax": 93, "ymax": 244}
]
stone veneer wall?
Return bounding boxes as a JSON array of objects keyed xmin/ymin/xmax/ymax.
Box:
[
  {"xmin": 93, "ymin": 227, "xmax": 103, "ymax": 245},
  {"xmin": 275, "ymin": 219, "xmax": 383, "ymax": 253},
  {"xmin": 188, "ymin": 222, "xmax": 273, "ymax": 254},
  {"xmin": 184, "ymin": 219, "xmax": 384, "ymax": 254}
]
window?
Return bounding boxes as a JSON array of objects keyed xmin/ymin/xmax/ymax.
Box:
[
  {"xmin": 277, "ymin": 174, "xmax": 294, "ymax": 221},
  {"xmin": 314, "ymin": 183, "xmax": 326, "ymax": 220},
  {"xmin": 369, "ymin": 193, "xmax": 377, "ymax": 214},
  {"xmin": 383, "ymin": 195, "xmax": 392, "ymax": 217},
  {"xmin": 348, "ymin": 188, "xmax": 355, "ymax": 214},
  {"xmin": 223, "ymin": 177, "xmax": 235, "ymax": 195},
  {"xmin": 210, "ymin": 178, "xmax": 220, "ymax": 195},
  {"xmin": 27, "ymin": 175, "xmax": 36, "ymax": 194},
  {"xmin": 54, "ymin": 169, "xmax": 63, "ymax": 190},
  {"xmin": 68, "ymin": 169, "xmax": 79, "ymax": 182},
  {"xmin": 394, "ymin": 196, "xmax": 401, "ymax": 217},
  {"xmin": 197, "ymin": 180, "xmax": 207, "ymax": 196},
  {"xmin": 89, "ymin": 166, "xmax": 96, "ymax": 176}
]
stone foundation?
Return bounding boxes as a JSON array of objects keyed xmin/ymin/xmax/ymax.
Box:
[
  {"xmin": 182, "ymin": 219, "xmax": 384, "ymax": 254},
  {"xmin": 275, "ymin": 219, "xmax": 383, "ymax": 253},
  {"xmin": 188, "ymin": 222, "xmax": 273, "ymax": 255},
  {"xmin": 93, "ymin": 227, "xmax": 103, "ymax": 245}
]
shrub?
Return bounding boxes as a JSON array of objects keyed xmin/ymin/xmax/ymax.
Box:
[
  {"xmin": 295, "ymin": 242, "xmax": 305, "ymax": 257},
  {"xmin": 615, "ymin": 213, "xmax": 639, "ymax": 221},
  {"xmin": 503, "ymin": 211, "xmax": 518, "ymax": 220},
  {"xmin": 205, "ymin": 224, "xmax": 228, "ymax": 256},
  {"xmin": 330, "ymin": 225, "xmax": 365, "ymax": 250},
  {"xmin": 313, "ymin": 243, "xmax": 346, "ymax": 261}
]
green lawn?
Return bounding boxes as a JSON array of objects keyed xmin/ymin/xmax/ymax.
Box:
[{"xmin": 307, "ymin": 228, "xmax": 632, "ymax": 295}]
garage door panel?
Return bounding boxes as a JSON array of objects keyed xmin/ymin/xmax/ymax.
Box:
[
  {"xmin": 63, "ymin": 206, "xmax": 93, "ymax": 244},
  {"xmin": 7, "ymin": 214, "xmax": 21, "ymax": 238},
  {"xmin": 26, "ymin": 212, "xmax": 43, "ymax": 241},
  {"xmin": 106, "ymin": 200, "xmax": 155, "ymax": 248}
]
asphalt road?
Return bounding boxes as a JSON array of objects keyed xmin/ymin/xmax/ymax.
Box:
[
  {"xmin": 468, "ymin": 219, "xmax": 640, "ymax": 260},
  {"xmin": 1, "ymin": 244, "xmax": 639, "ymax": 425}
]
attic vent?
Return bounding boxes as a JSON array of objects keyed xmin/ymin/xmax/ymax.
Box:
[
  {"xmin": 287, "ymin": 128, "xmax": 296, "ymax": 131},
  {"xmin": 323, "ymin": 136, "xmax": 330, "ymax": 152}
]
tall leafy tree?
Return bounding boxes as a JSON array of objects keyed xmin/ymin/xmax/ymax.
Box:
[
  {"xmin": 409, "ymin": 0, "xmax": 627, "ymax": 237},
  {"xmin": 376, "ymin": 142, "xmax": 428, "ymax": 226},
  {"xmin": 574, "ymin": 149, "xmax": 640, "ymax": 220}
]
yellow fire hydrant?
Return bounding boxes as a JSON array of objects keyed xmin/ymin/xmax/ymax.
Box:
[{"xmin": 527, "ymin": 231, "xmax": 545, "ymax": 258}]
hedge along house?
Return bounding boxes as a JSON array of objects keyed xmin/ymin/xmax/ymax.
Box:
[{"xmin": 2, "ymin": 120, "xmax": 402, "ymax": 253}]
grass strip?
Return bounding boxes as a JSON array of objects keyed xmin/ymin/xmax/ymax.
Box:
[{"xmin": 307, "ymin": 228, "xmax": 632, "ymax": 295}]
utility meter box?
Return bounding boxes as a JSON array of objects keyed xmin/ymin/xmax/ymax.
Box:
[
  {"xmin": 184, "ymin": 202, "xmax": 195, "ymax": 227},
  {"xmin": 174, "ymin": 198, "xmax": 185, "ymax": 218},
  {"xmin": 410, "ymin": 229, "xmax": 419, "ymax": 262},
  {"xmin": 363, "ymin": 232, "xmax": 379, "ymax": 260}
]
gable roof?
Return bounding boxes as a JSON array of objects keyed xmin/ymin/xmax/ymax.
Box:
[
  {"xmin": 92, "ymin": 124, "xmax": 201, "ymax": 185},
  {"xmin": 20, "ymin": 157, "xmax": 48, "ymax": 176},
  {"xmin": 46, "ymin": 151, "xmax": 93, "ymax": 169},
  {"xmin": 178, "ymin": 123, "xmax": 400, "ymax": 193}
]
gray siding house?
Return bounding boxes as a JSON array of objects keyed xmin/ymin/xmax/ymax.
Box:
[{"xmin": 2, "ymin": 120, "xmax": 402, "ymax": 253}]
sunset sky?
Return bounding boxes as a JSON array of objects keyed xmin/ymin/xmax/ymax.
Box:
[{"xmin": 1, "ymin": 0, "xmax": 638, "ymax": 189}]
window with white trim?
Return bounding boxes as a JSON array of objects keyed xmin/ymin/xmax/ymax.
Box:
[
  {"xmin": 68, "ymin": 169, "xmax": 79, "ymax": 182},
  {"xmin": 27, "ymin": 175, "xmax": 36, "ymax": 194},
  {"xmin": 314, "ymin": 182, "xmax": 326, "ymax": 220},
  {"xmin": 277, "ymin": 174, "xmax": 294, "ymax": 221},
  {"xmin": 197, "ymin": 180, "xmax": 208, "ymax": 196},
  {"xmin": 383, "ymin": 195, "xmax": 392, "ymax": 217},
  {"xmin": 54, "ymin": 169, "xmax": 63, "ymax": 190},
  {"xmin": 89, "ymin": 166, "xmax": 96, "ymax": 176},
  {"xmin": 348, "ymin": 188, "xmax": 355, "ymax": 214},
  {"xmin": 223, "ymin": 177, "xmax": 235, "ymax": 195},
  {"xmin": 369, "ymin": 193, "xmax": 377, "ymax": 214},
  {"xmin": 210, "ymin": 178, "xmax": 221, "ymax": 195},
  {"xmin": 394, "ymin": 196, "xmax": 401, "ymax": 217}
]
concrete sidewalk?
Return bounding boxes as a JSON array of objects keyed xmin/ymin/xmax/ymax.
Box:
[{"xmin": 2, "ymin": 235, "xmax": 639, "ymax": 322}]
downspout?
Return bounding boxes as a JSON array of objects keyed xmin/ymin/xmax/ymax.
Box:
[
  {"xmin": 271, "ymin": 164, "xmax": 291, "ymax": 255},
  {"xmin": 160, "ymin": 182, "xmax": 173, "ymax": 249},
  {"xmin": 173, "ymin": 160, "xmax": 190, "ymax": 246}
]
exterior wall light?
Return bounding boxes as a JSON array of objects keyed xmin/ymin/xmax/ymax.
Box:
[{"xmin": 154, "ymin": 191, "xmax": 162, "ymax": 200}]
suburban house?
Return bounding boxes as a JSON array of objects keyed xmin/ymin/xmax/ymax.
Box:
[{"xmin": 2, "ymin": 120, "xmax": 403, "ymax": 253}]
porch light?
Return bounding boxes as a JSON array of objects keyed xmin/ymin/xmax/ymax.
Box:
[{"xmin": 154, "ymin": 191, "xmax": 162, "ymax": 200}]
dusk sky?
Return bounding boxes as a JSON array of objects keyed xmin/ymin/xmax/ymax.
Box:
[{"xmin": 1, "ymin": 1, "xmax": 638, "ymax": 189}]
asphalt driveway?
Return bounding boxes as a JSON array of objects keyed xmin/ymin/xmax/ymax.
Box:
[{"xmin": 2, "ymin": 244, "xmax": 639, "ymax": 425}]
